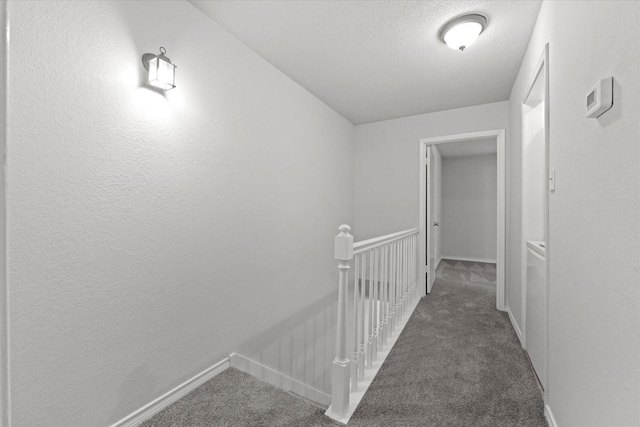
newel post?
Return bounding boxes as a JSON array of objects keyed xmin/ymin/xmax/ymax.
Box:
[{"xmin": 330, "ymin": 224, "xmax": 353, "ymax": 418}]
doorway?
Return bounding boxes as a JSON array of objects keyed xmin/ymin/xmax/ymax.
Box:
[
  {"xmin": 424, "ymin": 161, "xmax": 428, "ymax": 293},
  {"xmin": 418, "ymin": 130, "xmax": 506, "ymax": 311},
  {"xmin": 521, "ymin": 44, "xmax": 549, "ymax": 392}
]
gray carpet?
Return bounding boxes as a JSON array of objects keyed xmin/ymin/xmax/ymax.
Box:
[
  {"xmin": 140, "ymin": 367, "xmax": 336, "ymax": 427},
  {"xmin": 347, "ymin": 259, "xmax": 546, "ymax": 426},
  {"xmin": 141, "ymin": 259, "xmax": 546, "ymax": 426}
]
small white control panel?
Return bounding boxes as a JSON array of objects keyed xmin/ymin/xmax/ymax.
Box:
[{"xmin": 586, "ymin": 77, "xmax": 613, "ymax": 118}]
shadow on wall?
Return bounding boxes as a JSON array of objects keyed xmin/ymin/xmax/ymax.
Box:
[
  {"xmin": 235, "ymin": 290, "xmax": 338, "ymax": 396},
  {"xmin": 598, "ymin": 78, "xmax": 622, "ymax": 128}
]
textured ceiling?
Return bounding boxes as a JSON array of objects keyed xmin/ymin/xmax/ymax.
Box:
[
  {"xmin": 436, "ymin": 138, "xmax": 496, "ymax": 158},
  {"xmin": 189, "ymin": 0, "xmax": 542, "ymax": 124}
]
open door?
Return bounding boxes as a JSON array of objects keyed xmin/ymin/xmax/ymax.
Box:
[
  {"xmin": 425, "ymin": 145, "xmax": 437, "ymax": 293},
  {"xmin": 419, "ymin": 131, "xmax": 506, "ymax": 306},
  {"xmin": 419, "ymin": 143, "xmax": 431, "ymax": 295},
  {"xmin": 429, "ymin": 145, "xmax": 442, "ymax": 292},
  {"xmin": 425, "ymin": 154, "xmax": 431, "ymax": 292},
  {"xmin": 522, "ymin": 44, "xmax": 549, "ymax": 391}
]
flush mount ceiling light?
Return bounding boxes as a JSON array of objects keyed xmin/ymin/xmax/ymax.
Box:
[
  {"xmin": 439, "ymin": 14, "xmax": 488, "ymax": 51},
  {"xmin": 142, "ymin": 47, "xmax": 177, "ymax": 90}
]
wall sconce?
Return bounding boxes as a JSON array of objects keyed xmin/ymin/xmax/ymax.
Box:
[{"xmin": 142, "ymin": 47, "xmax": 176, "ymax": 90}]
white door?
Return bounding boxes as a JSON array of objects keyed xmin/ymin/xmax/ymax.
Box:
[
  {"xmin": 425, "ymin": 157, "xmax": 431, "ymax": 293},
  {"xmin": 526, "ymin": 242, "xmax": 546, "ymax": 389},
  {"xmin": 427, "ymin": 146, "xmax": 438, "ymax": 291},
  {"xmin": 430, "ymin": 145, "xmax": 441, "ymax": 286},
  {"xmin": 522, "ymin": 45, "xmax": 549, "ymax": 391}
]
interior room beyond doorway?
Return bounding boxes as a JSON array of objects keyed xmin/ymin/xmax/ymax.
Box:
[
  {"xmin": 438, "ymin": 139, "xmax": 498, "ymax": 265},
  {"xmin": 419, "ymin": 130, "xmax": 506, "ymax": 310}
]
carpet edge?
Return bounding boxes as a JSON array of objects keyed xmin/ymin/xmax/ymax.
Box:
[{"xmin": 230, "ymin": 352, "xmax": 331, "ymax": 407}]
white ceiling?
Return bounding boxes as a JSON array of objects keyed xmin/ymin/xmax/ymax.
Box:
[
  {"xmin": 189, "ymin": 0, "xmax": 542, "ymax": 125},
  {"xmin": 436, "ymin": 138, "xmax": 496, "ymax": 158}
]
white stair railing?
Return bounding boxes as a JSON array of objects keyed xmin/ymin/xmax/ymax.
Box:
[{"xmin": 326, "ymin": 225, "xmax": 420, "ymax": 423}]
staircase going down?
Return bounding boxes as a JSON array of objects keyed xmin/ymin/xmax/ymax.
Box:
[{"xmin": 140, "ymin": 258, "xmax": 547, "ymax": 427}]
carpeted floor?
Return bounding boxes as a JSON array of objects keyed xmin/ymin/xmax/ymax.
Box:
[{"xmin": 141, "ymin": 259, "xmax": 546, "ymax": 426}]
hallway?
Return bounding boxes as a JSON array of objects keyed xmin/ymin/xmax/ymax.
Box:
[
  {"xmin": 142, "ymin": 260, "xmax": 545, "ymax": 426},
  {"xmin": 2, "ymin": 2, "xmax": 638, "ymax": 425}
]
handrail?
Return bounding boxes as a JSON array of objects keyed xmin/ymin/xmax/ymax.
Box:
[
  {"xmin": 353, "ymin": 228, "xmax": 419, "ymax": 255},
  {"xmin": 326, "ymin": 224, "xmax": 420, "ymax": 423}
]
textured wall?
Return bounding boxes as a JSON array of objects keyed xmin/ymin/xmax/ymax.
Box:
[
  {"xmin": 441, "ymin": 154, "xmax": 497, "ymax": 262},
  {"xmin": 353, "ymin": 101, "xmax": 509, "ymax": 241},
  {"xmin": 6, "ymin": 1, "xmax": 353, "ymax": 425},
  {"xmin": 509, "ymin": 1, "xmax": 640, "ymax": 425},
  {"xmin": 353, "ymin": 102, "xmax": 511, "ymax": 301}
]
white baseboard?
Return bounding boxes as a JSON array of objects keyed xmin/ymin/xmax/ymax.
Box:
[
  {"xmin": 229, "ymin": 353, "xmax": 331, "ymax": 407},
  {"xmin": 506, "ymin": 306, "xmax": 524, "ymax": 348},
  {"xmin": 436, "ymin": 256, "xmax": 442, "ymax": 269},
  {"xmin": 545, "ymin": 404, "xmax": 558, "ymax": 427},
  {"xmin": 441, "ymin": 256, "xmax": 497, "ymax": 264},
  {"xmin": 110, "ymin": 357, "xmax": 230, "ymax": 427}
]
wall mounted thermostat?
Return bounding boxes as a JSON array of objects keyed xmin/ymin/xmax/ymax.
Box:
[{"xmin": 586, "ymin": 77, "xmax": 613, "ymax": 118}]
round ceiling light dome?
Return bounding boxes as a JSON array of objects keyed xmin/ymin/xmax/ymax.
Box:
[{"xmin": 439, "ymin": 14, "xmax": 488, "ymax": 51}]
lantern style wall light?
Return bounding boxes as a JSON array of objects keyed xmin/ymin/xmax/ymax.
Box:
[
  {"xmin": 142, "ymin": 47, "xmax": 176, "ymax": 90},
  {"xmin": 439, "ymin": 14, "xmax": 488, "ymax": 51}
]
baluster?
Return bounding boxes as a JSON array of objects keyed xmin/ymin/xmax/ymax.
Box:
[
  {"xmin": 411, "ymin": 235, "xmax": 418, "ymax": 303},
  {"xmin": 372, "ymin": 247, "xmax": 378, "ymax": 361},
  {"xmin": 408, "ymin": 236, "xmax": 413, "ymax": 307},
  {"xmin": 413, "ymin": 234, "xmax": 418, "ymax": 300},
  {"xmin": 404, "ymin": 237, "xmax": 411, "ymax": 316},
  {"xmin": 407, "ymin": 237, "xmax": 411, "ymax": 306},
  {"xmin": 396, "ymin": 240, "xmax": 401, "ymax": 327},
  {"xmin": 384, "ymin": 243, "xmax": 390, "ymax": 346},
  {"xmin": 387, "ymin": 243, "xmax": 392, "ymax": 338},
  {"xmin": 394, "ymin": 239, "xmax": 400, "ymax": 329},
  {"xmin": 411, "ymin": 235, "xmax": 416, "ymax": 301},
  {"xmin": 351, "ymin": 253, "xmax": 359, "ymax": 389},
  {"xmin": 406, "ymin": 237, "xmax": 410, "ymax": 312},
  {"xmin": 367, "ymin": 247, "xmax": 374, "ymax": 368},
  {"xmin": 380, "ymin": 243, "xmax": 388, "ymax": 348},
  {"xmin": 398, "ymin": 238, "xmax": 402, "ymax": 319},
  {"xmin": 413, "ymin": 235, "xmax": 417, "ymax": 300},
  {"xmin": 390, "ymin": 240, "xmax": 396, "ymax": 333},
  {"xmin": 330, "ymin": 225, "xmax": 353, "ymax": 418},
  {"xmin": 402, "ymin": 237, "xmax": 408, "ymax": 317},
  {"xmin": 405, "ymin": 236, "xmax": 411, "ymax": 308},
  {"xmin": 358, "ymin": 250, "xmax": 365, "ymax": 378},
  {"xmin": 408, "ymin": 236, "xmax": 413, "ymax": 304},
  {"xmin": 377, "ymin": 245, "xmax": 384, "ymax": 351}
]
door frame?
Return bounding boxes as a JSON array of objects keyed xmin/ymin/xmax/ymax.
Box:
[
  {"xmin": 419, "ymin": 129, "xmax": 506, "ymax": 310},
  {"xmin": 520, "ymin": 43, "xmax": 550, "ymax": 392}
]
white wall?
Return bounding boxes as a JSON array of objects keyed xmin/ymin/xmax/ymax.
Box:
[
  {"xmin": 354, "ymin": 101, "xmax": 509, "ymax": 241},
  {"xmin": 441, "ymin": 154, "xmax": 497, "ymax": 262},
  {"xmin": 5, "ymin": 1, "xmax": 354, "ymax": 426},
  {"xmin": 509, "ymin": 1, "xmax": 640, "ymax": 425}
]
